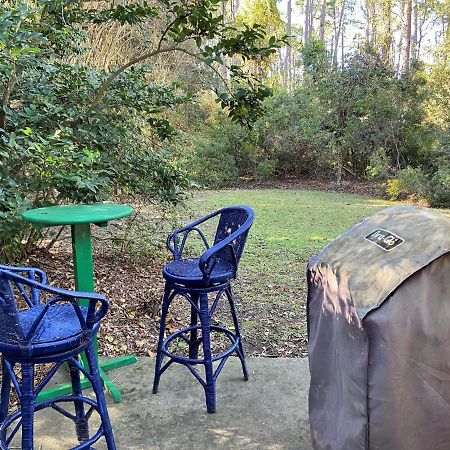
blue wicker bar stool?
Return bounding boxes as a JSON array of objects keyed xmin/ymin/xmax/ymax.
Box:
[
  {"xmin": 0, "ymin": 265, "xmax": 116, "ymax": 450},
  {"xmin": 152, "ymin": 205, "xmax": 254, "ymax": 413}
]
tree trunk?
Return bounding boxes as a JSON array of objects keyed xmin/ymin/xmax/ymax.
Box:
[
  {"xmin": 221, "ymin": 0, "xmax": 229, "ymax": 79},
  {"xmin": 417, "ymin": 8, "xmax": 425, "ymax": 58},
  {"xmin": 333, "ymin": 0, "xmax": 346, "ymax": 66},
  {"xmin": 381, "ymin": 0, "xmax": 393, "ymax": 64},
  {"xmin": 231, "ymin": 0, "xmax": 240, "ymax": 65},
  {"xmin": 318, "ymin": 0, "xmax": 327, "ymax": 41},
  {"xmin": 310, "ymin": 0, "xmax": 316, "ymax": 40},
  {"xmin": 335, "ymin": 149, "xmax": 343, "ymax": 186},
  {"xmin": 232, "ymin": 0, "xmax": 240, "ymax": 20},
  {"xmin": 364, "ymin": 0, "xmax": 371, "ymax": 42},
  {"xmin": 332, "ymin": 1, "xmax": 337, "ymax": 55},
  {"xmin": 304, "ymin": 0, "xmax": 316, "ymax": 44},
  {"xmin": 278, "ymin": 47, "xmax": 284, "ymax": 76},
  {"xmin": 403, "ymin": 0, "xmax": 413, "ymax": 73},
  {"xmin": 365, "ymin": 0, "xmax": 377, "ymax": 47},
  {"xmin": 285, "ymin": 0, "xmax": 292, "ymax": 88},
  {"xmin": 293, "ymin": 50, "xmax": 297, "ymax": 82},
  {"xmin": 441, "ymin": 9, "xmax": 450, "ymax": 62},
  {"xmin": 395, "ymin": 0, "xmax": 406, "ymax": 76},
  {"xmin": 304, "ymin": 0, "xmax": 311, "ymax": 44},
  {"xmin": 411, "ymin": 0, "xmax": 418, "ymax": 60}
]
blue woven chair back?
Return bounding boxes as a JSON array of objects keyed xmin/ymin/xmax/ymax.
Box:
[
  {"xmin": 0, "ymin": 265, "xmax": 46, "ymax": 307},
  {"xmin": 0, "ymin": 267, "xmax": 106, "ymax": 352},
  {"xmin": 0, "ymin": 275, "xmax": 24, "ymax": 344},
  {"xmin": 212, "ymin": 207, "xmax": 253, "ymax": 272}
]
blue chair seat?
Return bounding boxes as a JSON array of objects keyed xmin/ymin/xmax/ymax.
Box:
[
  {"xmin": 0, "ymin": 266, "xmax": 116, "ymax": 449},
  {"xmin": 17, "ymin": 305, "xmax": 98, "ymax": 357},
  {"xmin": 163, "ymin": 258, "xmax": 235, "ymax": 286}
]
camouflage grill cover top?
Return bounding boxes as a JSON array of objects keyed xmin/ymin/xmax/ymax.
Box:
[{"xmin": 307, "ymin": 206, "xmax": 450, "ymax": 450}]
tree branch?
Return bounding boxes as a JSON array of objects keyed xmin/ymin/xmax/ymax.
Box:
[
  {"xmin": 173, "ymin": 47, "xmax": 232, "ymax": 94},
  {"xmin": 157, "ymin": 15, "xmax": 187, "ymax": 50},
  {"xmin": 89, "ymin": 37, "xmax": 236, "ymax": 111},
  {"xmin": 89, "ymin": 44, "xmax": 178, "ymax": 110},
  {"xmin": 45, "ymin": 225, "xmax": 67, "ymax": 250},
  {"xmin": 0, "ymin": 63, "xmax": 21, "ymax": 132}
]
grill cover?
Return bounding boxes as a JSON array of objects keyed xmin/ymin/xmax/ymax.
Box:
[{"xmin": 307, "ymin": 206, "xmax": 450, "ymax": 450}]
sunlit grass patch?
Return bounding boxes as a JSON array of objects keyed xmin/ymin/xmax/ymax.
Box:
[{"xmin": 177, "ymin": 188, "xmax": 449, "ymax": 357}]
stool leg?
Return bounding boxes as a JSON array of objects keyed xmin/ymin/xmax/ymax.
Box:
[
  {"xmin": 199, "ymin": 292, "xmax": 216, "ymax": 413},
  {"xmin": 85, "ymin": 344, "xmax": 116, "ymax": 450},
  {"xmin": 189, "ymin": 293, "xmax": 199, "ymax": 360},
  {"xmin": 20, "ymin": 363, "xmax": 35, "ymax": 450},
  {"xmin": 0, "ymin": 358, "xmax": 11, "ymax": 424},
  {"xmin": 68, "ymin": 358, "xmax": 89, "ymax": 444},
  {"xmin": 153, "ymin": 283, "xmax": 172, "ymax": 394},
  {"xmin": 226, "ymin": 285, "xmax": 249, "ymax": 381}
]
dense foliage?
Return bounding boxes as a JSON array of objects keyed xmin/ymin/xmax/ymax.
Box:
[
  {"xmin": 186, "ymin": 43, "xmax": 449, "ymax": 207},
  {"xmin": 1, "ymin": 0, "xmax": 449, "ymax": 261},
  {"xmin": 0, "ymin": 0, "xmax": 285, "ymax": 260}
]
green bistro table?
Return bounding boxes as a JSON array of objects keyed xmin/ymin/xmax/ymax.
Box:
[{"xmin": 22, "ymin": 203, "xmax": 137, "ymax": 403}]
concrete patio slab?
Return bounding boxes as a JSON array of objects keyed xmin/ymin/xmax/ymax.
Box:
[{"xmin": 30, "ymin": 357, "xmax": 312, "ymax": 449}]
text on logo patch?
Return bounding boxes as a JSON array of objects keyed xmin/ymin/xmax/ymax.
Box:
[{"xmin": 364, "ymin": 229, "xmax": 405, "ymax": 251}]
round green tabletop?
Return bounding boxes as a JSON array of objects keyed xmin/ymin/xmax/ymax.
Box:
[{"xmin": 22, "ymin": 203, "xmax": 134, "ymax": 226}]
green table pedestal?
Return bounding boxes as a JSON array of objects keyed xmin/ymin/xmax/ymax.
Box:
[
  {"xmin": 22, "ymin": 204, "xmax": 137, "ymax": 403},
  {"xmin": 36, "ymin": 356, "xmax": 136, "ymax": 404}
]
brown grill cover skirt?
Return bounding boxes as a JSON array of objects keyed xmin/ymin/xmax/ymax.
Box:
[{"xmin": 307, "ymin": 206, "xmax": 450, "ymax": 450}]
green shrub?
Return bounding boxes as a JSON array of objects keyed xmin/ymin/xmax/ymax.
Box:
[
  {"xmin": 386, "ymin": 167, "xmax": 429, "ymax": 202},
  {"xmin": 386, "ymin": 164, "xmax": 450, "ymax": 208},
  {"xmin": 186, "ymin": 104, "xmax": 254, "ymax": 187},
  {"xmin": 254, "ymin": 159, "xmax": 277, "ymax": 180},
  {"xmin": 253, "ymin": 90, "xmax": 334, "ymax": 178},
  {"xmin": 188, "ymin": 137, "xmax": 239, "ymax": 187},
  {"xmin": 427, "ymin": 166, "xmax": 450, "ymax": 208},
  {"xmin": 0, "ymin": 5, "xmax": 192, "ymax": 260},
  {"xmin": 0, "ymin": 184, "xmax": 30, "ymax": 261},
  {"xmin": 366, "ymin": 149, "xmax": 392, "ymax": 180}
]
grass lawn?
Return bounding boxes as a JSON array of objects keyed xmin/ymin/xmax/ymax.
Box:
[
  {"xmin": 23, "ymin": 188, "xmax": 448, "ymax": 359},
  {"xmin": 185, "ymin": 189, "xmax": 398, "ymax": 357}
]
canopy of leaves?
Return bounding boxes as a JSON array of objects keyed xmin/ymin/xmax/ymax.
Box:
[{"xmin": 0, "ymin": 0, "xmax": 285, "ymax": 260}]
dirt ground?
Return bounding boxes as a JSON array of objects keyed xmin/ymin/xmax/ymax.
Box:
[{"xmin": 24, "ymin": 243, "xmax": 300, "ymax": 360}]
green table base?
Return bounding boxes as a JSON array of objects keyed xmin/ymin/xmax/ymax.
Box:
[
  {"xmin": 22, "ymin": 204, "xmax": 136, "ymax": 404},
  {"xmin": 36, "ymin": 356, "xmax": 137, "ymax": 404}
]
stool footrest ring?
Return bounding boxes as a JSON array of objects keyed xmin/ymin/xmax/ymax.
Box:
[
  {"xmin": 0, "ymin": 396, "xmax": 106, "ymax": 450},
  {"xmin": 161, "ymin": 325, "xmax": 240, "ymax": 365}
]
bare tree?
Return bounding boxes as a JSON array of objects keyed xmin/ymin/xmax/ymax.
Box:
[
  {"xmin": 403, "ymin": 0, "xmax": 413, "ymax": 73},
  {"xmin": 285, "ymin": 0, "xmax": 293, "ymax": 88},
  {"xmin": 411, "ymin": 0, "xmax": 418, "ymax": 59},
  {"xmin": 333, "ymin": 0, "xmax": 346, "ymax": 66},
  {"xmin": 318, "ymin": 0, "xmax": 328, "ymax": 41},
  {"xmin": 380, "ymin": 0, "xmax": 393, "ymax": 64},
  {"xmin": 304, "ymin": 0, "xmax": 316, "ymax": 44}
]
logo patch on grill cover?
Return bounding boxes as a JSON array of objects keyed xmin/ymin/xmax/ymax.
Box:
[{"xmin": 364, "ymin": 229, "xmax": 405, "ymax": 251}]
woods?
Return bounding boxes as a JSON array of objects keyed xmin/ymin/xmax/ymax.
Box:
[
  {"xmin": 0, "ymin": 0, "xmax": 449, "ymax": 261},
  {"xmin": 185, "ymin": 0, "xmax": 449, "ymax": 203}
]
